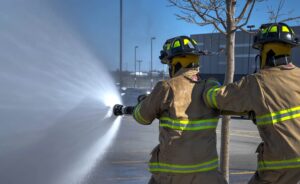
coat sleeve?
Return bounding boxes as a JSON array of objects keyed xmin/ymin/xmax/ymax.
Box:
[
  {"xmin": 133, "ymin": 81, "xmax": 171, "ymax": 125},
  {"xmin": 203, "ymin": 75, "xmax": 261, "ymax": 114}
]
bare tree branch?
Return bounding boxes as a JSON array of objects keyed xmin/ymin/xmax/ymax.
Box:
[
  {"xmin": 266, "ymin": 0, "xmax": 300, "ymax": 23},
  {"xmin": 280, "ymin": 16, "xmax": 300, "ymax": 23},
  {"xmin": 187, "ymin": 0, "xmax": 226, "ymax": 34},
  {"xmin": 235, "ymin": 0, "xmax": 256, "ymax": 31},
  {"xmin": 239, "ymin": 27, "xmax": 257, "ymax": 35},
  {"xmin": 168, "ymin": 0, "xmax": 227, "ymax": 34},
  {"xmin": 275, "ymin": 0, "xmax": 285, "ymax": 22},
  {"xmin": 235, "ymin": 0, "xmax": 253, "ymax": 23},
  {"xmin": 211, "ymin": 0, "xmax": 227, "ymax": 30}
]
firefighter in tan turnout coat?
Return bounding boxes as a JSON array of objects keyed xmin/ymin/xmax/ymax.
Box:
[
  {"xmin": 204, "ymin": 23, "xmax": 300, "ymax": 184},
  {"xmin": 132, "ymin": 36, "xmax": 227, "ymax": 184}
]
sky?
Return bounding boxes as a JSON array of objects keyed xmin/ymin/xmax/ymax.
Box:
[{"xmin": 12, "ymin": 0, "xmax": 300, "ymax": 71}]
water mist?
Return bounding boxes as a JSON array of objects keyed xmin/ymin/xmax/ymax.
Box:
[{"xmin": 0, "ymin": 1, "xmax": 122, "ymax": 184}]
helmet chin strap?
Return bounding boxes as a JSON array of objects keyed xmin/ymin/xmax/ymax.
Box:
[
  {"xmin": 168, "ymin": 62, "xmax": 199, "ymax": 78},
  {"xmin": 168, "ymin": 65, "xmax": 174, "ymax": 78},
  {"xmin": 254, "ymin": 54, "xmax": 261, "ymax": 73},
  {"xmin": 265, "ymin": 50, "xmax": 291, "ymax": 67}
]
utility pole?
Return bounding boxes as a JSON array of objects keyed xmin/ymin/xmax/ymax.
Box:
[
  {"xmin": 134, "ymin": 46, "xmax": 138, "ymax": 88},
  {"xmin": 119, "ymin": 0, "xmax": 123, "ymax": 88},
  {"xmin": 150, "ymin": 37, "xmax": 156, "ymax": 89},
  {"xmin": 247, "ymin": 25, "xmax": 255, "ymax": 74}
]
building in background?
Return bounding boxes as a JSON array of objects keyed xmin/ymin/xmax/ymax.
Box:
[{"xmin": 191, "ymin": 26, "xmax": 300, "ymax": 82}]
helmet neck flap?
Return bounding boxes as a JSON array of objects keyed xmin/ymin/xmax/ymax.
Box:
[
  {"xmin": 168, "ymin": 55, "xmax": 199, "ymax": 77},
  {"xmin": 261, "ymin": 42, "xmax": 292, "ymax": 68}
]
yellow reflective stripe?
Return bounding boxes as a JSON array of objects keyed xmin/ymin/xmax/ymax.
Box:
[
  {"xmin": 270, "ymin": 26, "xmax": 278, "ymax": 32},
  {"xmin": 282, "ymin": 26, "xmax": 290, "ymax": 32},
  {"xmin": 159, "ymin": 117, "xmax": 219, "ymax": 131},
  {"xmin": 258, "ymin": 157, "xmax": 300, "ymax": 171},
  {"xmin": 262, "ymin": 28, "xmax": 267, "ymax": 34},
  {"xmin": 206, "ymin": 87, "xmax": 216, "ymax": 108},
  {"xmin": 256, "ymin": 106, "xmax": 300, "ymax": 126},
  {"xmin": 184, "ymin": 39, "xmax": 190, "ymax": 45},
  {"xmin": 206, "ymin": 86, "xmax": 220, "ymax": 109},
  {"xmin": 149, "ymin": 158, "xmax": 219, "ymax": 173},
  {"xmin": 192, "ymin": 39, "xmax": 198, "ymax": 44},
  {"xmin": 160, "ymin": 117, "xmax": 218, "ymax": 124},
  {"xmin": 160, "ymin": 124, "xmax": 217, "ymax": 131},
  {"xmin": 133, "ymin": 103, "xmax": 149, "ymax": 124},
  {"xmin": 173, "ymin": 40, "xmax": 181, "ymax": 48},
  {"xmin": 166, "ymin": 43, "xmax": 171, "ymax": 50}
]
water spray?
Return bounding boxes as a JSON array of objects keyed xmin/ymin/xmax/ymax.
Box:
[{"xmin": 0, "ymin": 1, "xmax": 123, "ymax": 184}]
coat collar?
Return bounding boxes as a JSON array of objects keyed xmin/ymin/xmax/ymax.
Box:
[{"xmin": 174, "ymin": 68, "xmax": 200, "ymax": 81}]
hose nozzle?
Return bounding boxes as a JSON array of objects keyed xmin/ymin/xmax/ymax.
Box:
[{"xmin": 113, "ymin": 104, "xmax": 134, "ymax": 116}]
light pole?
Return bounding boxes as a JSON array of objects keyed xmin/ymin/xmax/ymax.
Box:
[
  {"xmin": 137, "ymin": 60, "xmax": 143, "ymax": 88},
  {"xmin": 137, "ymin": 60, "xmax": 143, "ymax": 75},
  {"xmin": 134, "ymin": 46, "xmax": 138, "ymax": 88},
  {"xmin": 150, "ymin": 37, "xmax": 156, "ymax": 89},
  {"xmin": 119, "ymin": 0, "xmax": 123, "ymax": 88},
  {"xmin": 247, "ymin": 25, "xmax": 255, "ymax": 74}
]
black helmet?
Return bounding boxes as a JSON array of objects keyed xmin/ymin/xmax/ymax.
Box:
[
  {"xmin": 159, "ymin": 36, "xmax": 202, "ymax": 64},
  {"xmin": 253, "ymin": 22, "xmax": 299, "ymax": 50}
]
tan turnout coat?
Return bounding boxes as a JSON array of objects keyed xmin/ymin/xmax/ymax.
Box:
[
  {"xmin": 204, "ymin": 64, "xmax": 300, "ymax": 184},
  {"xmin": 133, "ymin": 68, "xmax": 227, "ymax": 184}
]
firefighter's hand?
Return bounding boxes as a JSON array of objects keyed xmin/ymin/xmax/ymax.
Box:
[{"xmin": 137, "ymin": 94, "xmax": 148, "ymax": 103}]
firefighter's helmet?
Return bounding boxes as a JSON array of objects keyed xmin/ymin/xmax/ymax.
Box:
[
  {"xmin": 253, "ymin": 22, "xmax": 299, "ymax": 50},
  {"xmin": 159, "ymin": 36, "xmax": 202, "ymax": 64},
  {"xmin": 159, "ymin": 36, "xmax": 202, "ymax": 77}
]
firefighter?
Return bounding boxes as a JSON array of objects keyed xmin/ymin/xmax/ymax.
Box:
[
  {"xmin": 132, "ymin": 36, "xmax": 227, "ymax": 184},
  {"xmin": 203, "ymin": 22, "xmax": 300, "ymax": 184}
]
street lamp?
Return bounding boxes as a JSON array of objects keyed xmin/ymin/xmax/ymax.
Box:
[
  {"xmin": 150, "ymin": 37, "xmax": 156, "ymax": 89},
  {"xmin": 134, "ymin": 45, "xmax": 138, "ymax": 88},
  {"xmin": 247, "ymin": 25, "xmax": 255, "ymax": 74},
  {"xmin": 137, "ymin": 60, "xmax": 143, "ymax": 88},
  {"xmin": 137, "ymin": 60, "xmax": 143, "ymax": 75},
  {"xmin": 119, "ymin": 0, "xmax": 123, "ymax": 88}
]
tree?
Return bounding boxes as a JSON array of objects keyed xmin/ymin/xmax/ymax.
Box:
[
  {"xmin": 167, "ymin": 0, "xmax": 261, "ymax": 182},
  {"xmin": 168, "ymin": 0, "xmax": 300, "ymax": 182}
]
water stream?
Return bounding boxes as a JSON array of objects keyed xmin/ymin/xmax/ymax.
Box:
[{"xmin": 0, "ymin": 1, "xmax": 121, "ymax": 184}]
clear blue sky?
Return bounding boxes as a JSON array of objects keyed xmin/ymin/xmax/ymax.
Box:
[{"xmin": 50, "ymin": 0, "xmax": 300, "ymax": 71}]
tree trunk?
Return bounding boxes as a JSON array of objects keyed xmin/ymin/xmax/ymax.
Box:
[{"xmin": 221, "ymin": 0, "xmax": 236, "ymax": 182}]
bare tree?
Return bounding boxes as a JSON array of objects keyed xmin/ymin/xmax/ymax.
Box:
[
  {"xmin": 167, "ymin": 0, "xmax": 261, "ymax": 182},
  {"xmin": 267, "ymin": 0, "xmax": 300, "ymax": 23}
]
